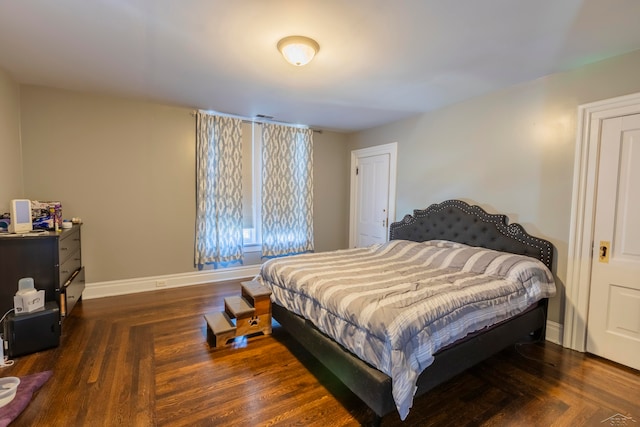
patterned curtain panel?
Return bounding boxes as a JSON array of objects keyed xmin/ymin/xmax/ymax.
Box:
[
  {"xmin": 195, "ymin": 112, "xmax": 244, "ymax": 268},
  {"xmin": 261, "ymin": 123, "xmax": 314, "ymax": 258}
]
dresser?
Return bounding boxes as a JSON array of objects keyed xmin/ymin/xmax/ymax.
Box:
[{"xmin": 0, "ymin": 225, "xmax": 85, "ymax": 318}]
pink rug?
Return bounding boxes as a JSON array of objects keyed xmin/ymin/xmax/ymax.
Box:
[{"xmin": 0, "ymin": 371, "xmax": 52, "ymax": 427}]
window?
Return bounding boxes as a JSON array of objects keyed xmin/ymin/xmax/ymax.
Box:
[
  {"xmin": 242, "ymin": 121, "xmax": 314, "ymax": 257},
  {"xmin": 195, "ymin": 113, "xmax": 313, "ymax": 265},
  {"xmin": 241, "ymin": 122, "xmax": 262, "ymax": 252}
]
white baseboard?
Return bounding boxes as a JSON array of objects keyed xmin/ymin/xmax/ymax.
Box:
[
  {"xmin": 545, "ymin": 320, "xmax": 563, "ymax": 345},
  {"xmin": 83, "ymin": 265, "xmax": 262, "ymax": 300}
]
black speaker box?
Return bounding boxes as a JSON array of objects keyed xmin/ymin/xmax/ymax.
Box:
[{"xmin": 4, "ymin": 301, "xmax": 61, "ymax": 357}]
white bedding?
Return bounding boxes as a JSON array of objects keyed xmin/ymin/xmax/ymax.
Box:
[{"xmin": 258, "ymin": 240, "xmax": 556, "ymax": 420}]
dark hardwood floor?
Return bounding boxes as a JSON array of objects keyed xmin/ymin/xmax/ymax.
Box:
[{"xmin": 3, "ymin": 280, "xmax": 639, "ymax": 426}]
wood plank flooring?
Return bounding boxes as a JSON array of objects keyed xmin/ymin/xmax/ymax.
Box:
[{"xmin": 3, "ymin": 280, "xmax": 639, "ymax": 426}]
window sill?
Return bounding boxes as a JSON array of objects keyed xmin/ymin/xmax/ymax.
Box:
[{"xmin": 243, "ymin": 244, "xmax": 262, "ymax": 254}]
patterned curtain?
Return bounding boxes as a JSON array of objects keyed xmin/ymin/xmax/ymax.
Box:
[
  {"xmin": 261, "ymin": 123, "xmax": 314, "ymax": 257},
  {"xmin": 194, "ymin": 112, "xmax": 244, "ymax": 268}
]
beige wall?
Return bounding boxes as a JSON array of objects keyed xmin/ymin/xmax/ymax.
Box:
[
  {"xmin": 19, "ymin": 86, "xmax": 350, "ymax": 283},
  {"xmin": 348, "ymin": 49, "xmax": 640, "ymax": 324},
  {"xmin": 0, "ymin": 68, "xmax": 23, "ymax": 212},
  {"xmin": 314, "ymin": 130, "xmax": 350, "ymax": 251}
]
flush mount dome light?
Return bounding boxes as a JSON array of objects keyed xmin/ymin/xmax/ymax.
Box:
[{"xmin": 277, "ymin": 36, "xmax": 320, "ymax": 66}]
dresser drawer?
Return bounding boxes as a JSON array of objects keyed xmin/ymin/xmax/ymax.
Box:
[
  {"xmin": 59, "ymin": 249, "xmax": 81, "ymax": 284},
  {"xmin": 61, "ymin": 267, "xmax": 85, "ymax": 317},
  {"xmin": 59, "ymin": 229, "xmax": 81, "ymax": 264}
]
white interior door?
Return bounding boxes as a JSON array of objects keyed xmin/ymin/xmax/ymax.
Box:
[
  {"xmin": 586, "ymin": 114, "xmax": 640, "ymax": 370},
  {"xmin": 349, "ymin": 143, "xmax": 397, "ymax": 248},
  {"xmin": 355, "ymin": 153, "xmax": 390, "ymax": 247}
]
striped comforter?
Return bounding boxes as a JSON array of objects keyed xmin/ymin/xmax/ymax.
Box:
[{"xmin": 258, "ymin": 239, "xmax": 556, "ymax": 420}]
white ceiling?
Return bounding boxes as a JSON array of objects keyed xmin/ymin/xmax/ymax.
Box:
[{"xmin": 1, "ymin": 1, "xmax": 640, "ymax": 132}]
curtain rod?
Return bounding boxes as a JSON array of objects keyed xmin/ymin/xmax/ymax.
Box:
[{"xmin": 191, "ymin": 110, "xmax": 323, "ymax": 134}]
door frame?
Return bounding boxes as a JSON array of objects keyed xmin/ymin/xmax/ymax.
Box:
[
  {"xmin": 349, "ymin": 142, "xmax": 398, "ymax": 248},
  {"xmin": 565, "ymin": 91, "xmax": 640, "ymax": 352}
]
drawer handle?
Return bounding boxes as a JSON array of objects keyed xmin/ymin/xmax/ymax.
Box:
[
  {"xmin": 61, "ymin": 247, "xmax": 68, "ymax": 251},
  {"xmin": 61, "ymin": 270, "xmax": 69, "ymax": 274}
]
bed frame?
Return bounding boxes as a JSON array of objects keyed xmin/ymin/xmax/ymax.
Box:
[{"xmin": 272, "ymin": 199, "xmax": 554, "ymax": 424}]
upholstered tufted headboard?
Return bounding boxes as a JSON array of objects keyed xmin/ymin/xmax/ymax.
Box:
[{"xmin": 389, "ymin": 200, "xmax": 553, "ymax": 270}]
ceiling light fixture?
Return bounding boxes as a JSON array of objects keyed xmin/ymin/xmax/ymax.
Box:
[{"xmin": 277, "ymin": 36, "xmax": 320, "ymax": 66}]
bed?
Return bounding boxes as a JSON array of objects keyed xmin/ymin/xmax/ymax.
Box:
[{"xmin": 258, "ymin": 199, "xmax": 555, "ymax": 424}]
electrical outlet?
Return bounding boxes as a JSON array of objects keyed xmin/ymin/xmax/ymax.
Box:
[{"xmin": 156, "ymin": 280, "xmax": 167, "ymax": 288}]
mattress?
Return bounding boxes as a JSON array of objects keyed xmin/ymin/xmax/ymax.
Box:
[{"xmin": 258, "ymin": 239, "xmax": 556, "ymax": 419}]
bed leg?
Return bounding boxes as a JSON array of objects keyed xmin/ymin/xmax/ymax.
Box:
[{"xmin": 531, "ymin": 299, "xmax": 549, "ymax": 342}]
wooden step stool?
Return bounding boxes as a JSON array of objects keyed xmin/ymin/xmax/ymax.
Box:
[{"xmin": 204, "ymin": 280, "xmax": 272, "ymax": 348}]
